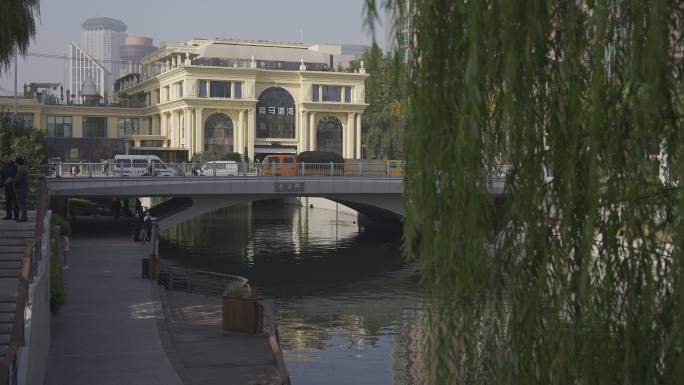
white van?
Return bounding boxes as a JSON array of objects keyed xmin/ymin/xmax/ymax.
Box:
[
  {"xmin": 113, "ymin": 155, "xmax": 177, "ymax": 177},
  {"xmin": 200, "ymin": 161, "xmax": 238, "ymax": 176}
]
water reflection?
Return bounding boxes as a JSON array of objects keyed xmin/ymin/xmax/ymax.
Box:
[{"xmin": 160, "ymin": 198, "xmax": 426, "ymax": 385}]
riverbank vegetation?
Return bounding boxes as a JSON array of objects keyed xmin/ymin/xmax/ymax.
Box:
[
  {"xmin": 49, "ymin": 213, "xmax": 70, "ymax": 313},
  {"xmin": 366, "ymin": 1, "xmax": 684, "ymax": 384},
  {"xmin": 352, "ymin": 44, "xmax": 407, "ymax": 160}
]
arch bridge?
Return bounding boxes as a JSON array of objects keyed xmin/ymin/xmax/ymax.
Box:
[{"xmin": 46, "ymin": 162, "xmax": 507, "ymax": 229}]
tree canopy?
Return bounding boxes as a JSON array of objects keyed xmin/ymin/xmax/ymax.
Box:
[
  {"xmin": 366, "ymin": 0, "xmax": 684, "ymax": 384},
  {"xmin": 0, "ymin": 0, "xmax": 40, "ymax": 72},
  {"xmin": 354, "ymin": 43, "xmax": 407, "ymax": 160}
]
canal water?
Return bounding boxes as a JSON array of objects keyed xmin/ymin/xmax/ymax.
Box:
[{"xmin": 159, "ymin": 198, "xmax": 427, "ymax": 385}]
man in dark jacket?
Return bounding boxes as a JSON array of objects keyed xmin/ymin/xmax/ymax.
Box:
[
  {"xmin": 12, "ymin": 157, "xmax": 29, "ymax": 222},
  {"xmin": 1, "ymin": 154, "xmax": 18, "ymax": 220}
]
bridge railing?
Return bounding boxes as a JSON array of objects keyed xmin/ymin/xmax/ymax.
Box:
[
  {"xmin": 47, "ymin": 161, "xmax": 514, "ymax": 180},
  {"xmin": 48, "ymin": 160, "xmax": 408, "ymax": 178}
]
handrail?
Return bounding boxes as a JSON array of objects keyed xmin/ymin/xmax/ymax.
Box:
[
  {"xmin": 156, "ymin": 258, "xmax": 248, "ymax": 298},
  {"xmin": 47, "ymin": 161, "xmax": 410, "ymax": 178},
  {"xmin": 0, "ymin": 177, "xmax": 49, "ymax": 385},
  {"xmin": 157, "ymin": 258, "xmax": 248, "ymax": 284}
]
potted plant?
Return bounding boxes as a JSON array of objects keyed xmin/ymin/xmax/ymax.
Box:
[{"xmin": 222, "ymin": 280, "xmax": 260, "ymax": 333}]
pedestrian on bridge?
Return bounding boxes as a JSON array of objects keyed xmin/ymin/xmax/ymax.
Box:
[
  {"xmin": 12, "ymin": 157, "xmax": 28, "ymax": 223},
  {"xmin": 1, "ymin": 153, "xmax": 18, "ymax": 220}
]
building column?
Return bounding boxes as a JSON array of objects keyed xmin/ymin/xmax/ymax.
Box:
[
  {"xmin": 237, "ymin": 109, "xmax": 245, "ymax": 155},
  {"xmin": 247, "ymin": 109, "xmax": 255, "ymax": 161},
  {"xmin": 308, "ymin": 112, "xmax": 316, "ymax": 151},
  {"xmin": 169, "ymin": 111, "xmax": 175, "ymax": 147},
  {"xmin": 176, "ymin": 110, "xmax": 183, "ymax": 147},
  {"xmin": 299, "ymin": 110, "xmax": 308, "ymax": 154},
  {"xmin": 195, "ymin": 108, "xmax": 204, "ymax": 154},
  {"xmin": 355, "ymin": 113, "xmax": 362, "ymax": 159},
  {"xmin": 161, "ymin": 113, "xmax": 168, "ymax": 144},
  {"xmin": 347, "ymin": 113, "xmax": 355, "ymax": 159},
  {"xmin": 185, "ymin": 108, "xmax": 193, "ymax": 153}
]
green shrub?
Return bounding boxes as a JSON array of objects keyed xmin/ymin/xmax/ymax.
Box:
[
  {"xmin": 191, "ymin": 151, "xmax": 242, "ymax": 162},
  {"xmin": 297, "ymin": 151, "xmax": 343, "ymax": 163},
  {"xmin": 223, "ymin": 280, "xmax": 255, "ymax": 298},
  {"xmin": 51, "ymin": 213, "xmax": 71, "ymax": 237},
  {"xmin": 49, "ymin": 236, "xmax": 65, "ymax": 313}
]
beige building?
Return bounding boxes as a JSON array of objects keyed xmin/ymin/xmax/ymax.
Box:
[{"xmin": 1, "ymin": 38, "xmax": 368, "ymax": 161}]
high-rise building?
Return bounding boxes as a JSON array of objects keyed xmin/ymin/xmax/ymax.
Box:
[
  {"xmin": 120, "ymin": 36, "xmax": 157, "ymax": 75},
  {"xmin": 66, "ymin": 42, "xmax": 108, "ymax": 103},
  {"xmin": 69, "ymin": 17, "xmax": 127, "ymax": 100},
  {"xmin": 385, "ymin": 0, "xmax": 412, "ymax": 60}
]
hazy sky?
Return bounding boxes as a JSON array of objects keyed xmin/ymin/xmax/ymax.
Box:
[{"xmin": 0, "ymin": 0, "xmax": 386, "ymax": 94}]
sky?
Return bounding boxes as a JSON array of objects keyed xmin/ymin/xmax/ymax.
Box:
[{"xmin": 0, "ymin": 0, "xmax": 387, "ymax": 95}]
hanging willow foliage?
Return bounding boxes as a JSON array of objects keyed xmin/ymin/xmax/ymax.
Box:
[
  {"xmin": 0, "ymin": 0, "xmax": 40, "ymax": 71},
  {"xmin": 366, "ymin": 0, "xmax": 684, "ymax": 383}
]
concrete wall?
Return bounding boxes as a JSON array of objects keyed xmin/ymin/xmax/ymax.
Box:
[{"xmin": 17, "ymin": 212, "xmax": 52, "ymax": 385}]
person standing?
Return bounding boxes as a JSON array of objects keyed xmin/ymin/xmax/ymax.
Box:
[
  {"xmin": 134, "ymin": 198, "xmax": 143, "ymax": 216},
  {"xmin": 111, "ymin": 197, "xmax": 121, "ymax": 219},
  {"xmin": 1, "ymin": 154, "xmax": 17, "ymax": 220},
  {"xmin": 12, "ymin": 157, "xmax": 28, "ymax": 222}
]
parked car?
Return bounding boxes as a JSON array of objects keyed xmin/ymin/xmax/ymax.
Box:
[
  {"xmin": 113, "ymin": 154, "xmax": 177, "ymax": 177},
  {"xmin": 200, "ymin": 161, "xmax": 239, "ymax": 176}
]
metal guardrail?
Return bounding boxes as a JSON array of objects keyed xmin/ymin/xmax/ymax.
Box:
[
  {"xmin": 47, "ymin": 161, "xmax": 516, "ymax": 180},
  {"xmin": 150, "ymin": 223, "xmax": 248, "ymax": 298},
  {"xmin": 0, "ymin": 177, "xmax": 49, "ymax": 385},
  {"xmin": 48, "ymin": 161, "xmax": 407, "ymax": 178},
  {"xmin": 156, "ymin": 259, "xmax": 248, "ymax": 297}
]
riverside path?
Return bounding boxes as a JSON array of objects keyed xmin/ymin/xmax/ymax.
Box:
[{"xmin": 43, "ymin": 217, "xmax": 183, "ymax": 385}]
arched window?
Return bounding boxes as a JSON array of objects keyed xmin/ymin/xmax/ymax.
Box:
[
  {"xmin": 256, "ymin": 87, "xmax": 295, "ymax": 139},
  {"xmin": 204, "ymin": 113, "xmax": 233, "ymax": 154},
  {"xmin": 316, "ymin": 116, "xmax": 343, "ymax": 155}
]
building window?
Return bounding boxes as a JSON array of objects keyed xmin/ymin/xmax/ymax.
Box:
[
  {"xmin": 117, "ymin": 118, "xmax": 140, "ymax": 137},
  {"xmin": 312, "ymin": 85, "xmax": 320, "ymax": 102},
  {"xmin": 344, "ymin": 86, "xmax": 352, "ymax": 103},
  {"xmin": 83, "ymin": 116, "xmax": 107, "ymax": 138},
  {"xmin": 204, "ymin": 113, "xmax": 233, "ymax": 154},
  {"xmin": 210, "ymin": 81, "xmax": 231, "ymax": 98},
  {"xmin": 47, "ymin": 116, "xmax": 72, "ymax": 137},
  {"xmin": 316, "ymin": 116, "xmax": 343, "ymax": 155},
  {"xmin": 256, "ymin": 87, "xmax": 296, "ymax": 139},
  {"xmin": 322, "ymin": 86, "xmax": 342, "ymax": 102},
  {"xmin": 154, "ymin": 89, "xmax": 160, "ymax": 104},
  {"xmin": 178, "ymin": 82, "xmax": 183, "ymax": 98},
  {"xmin": 15, "ymin": 114, "xmax": 34, "ymax": 129},
  {"xmin": 234, "ymin": 82, "xmax": 242, "ymax": 99},
  {"xmin": 140, "ymin": 140, "xmax": 163, "ymax": 148},
  {"xmin": 198, "ymin": 80, "xmax": 207, "ymax": 97},
  {"xmin": 164, "ymin": 86, "xmax": 170, "ymax": 102}
]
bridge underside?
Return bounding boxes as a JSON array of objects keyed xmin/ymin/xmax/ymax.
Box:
[{"xmin": 152, "ymin": 194, "xmax": 404, "ymax": 230}]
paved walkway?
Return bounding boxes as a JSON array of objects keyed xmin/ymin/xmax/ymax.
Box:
[
  {"xmin": 43, "ymin": 216, "xmax": 183, "ymax": 385},
  {"xmin": 159, "ymin": 290, "xmax": 287, "ymax": 385}
]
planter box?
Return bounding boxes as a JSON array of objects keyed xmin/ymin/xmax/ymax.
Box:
[{"xmin": 222, "ymin": 296, "xmax": 259, "ymax": 334}]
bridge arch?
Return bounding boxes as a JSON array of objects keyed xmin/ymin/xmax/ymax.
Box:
[
  {"xmin": 256, "ymin": 87, "xmax": 296, "ymax": 139},
  {"xmin": 204, "ymin": 113, "xmax": 234, "ymax": 154},
  {"xmin": 315, "ymin": 116, "xmax": 343, "ymax": 155},
  {"xmin": 149, "ymin": 195, "xmax": 404, "ymax": 230}
]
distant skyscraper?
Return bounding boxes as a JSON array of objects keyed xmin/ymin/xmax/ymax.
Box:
[
  {"xmin": 385, "ymin": 0, "xmax": 412, "ymax": 60},
  {"xmin": 66, "ymin": 42, "xmax": 108, "ymax": 103},
  {"xmin": 67, "ymin": 17, "xmax": 126, "ymax": 101},
  {"xmin": 120, "ymin": 36, "xmax": 157, "ymax": 75}
]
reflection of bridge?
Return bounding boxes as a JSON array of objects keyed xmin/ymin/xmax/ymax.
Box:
[{"xmin": 46, "ymin": 163, "xmax": 507, "ymax": 229}]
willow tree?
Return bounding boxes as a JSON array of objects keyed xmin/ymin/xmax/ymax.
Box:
[
  {"xmin": 0, "ymin": 0, "xmax": 40, "ymax": 71},
  {"xmin": 366, "ymin": 0, "xmax": 684, "ymax": 384}
]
